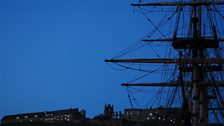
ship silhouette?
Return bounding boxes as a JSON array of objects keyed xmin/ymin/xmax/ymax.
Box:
[
  {"xmin": 105, "ymin": 0, "xmax": 224, "ymax": 126},
  {"xmin": 1, "ymin": 0, "xmax": 224, "ymax": 126}
]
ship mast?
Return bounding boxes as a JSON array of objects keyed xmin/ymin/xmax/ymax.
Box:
[{"xmin": 106, "ymin": 1, "xmax": 224, "ymax": 126}]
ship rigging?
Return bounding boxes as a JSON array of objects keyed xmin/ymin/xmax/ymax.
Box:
[{"xmin": 106, "ymin": 0, "xmax": 224, "ymax": 126}]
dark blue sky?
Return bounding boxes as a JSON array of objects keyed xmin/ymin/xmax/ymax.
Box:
[{"xmin": 0, "ymin": 0, "xmax": 152, "ymax": 118}]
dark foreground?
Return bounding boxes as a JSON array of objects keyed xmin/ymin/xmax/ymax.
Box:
[{"xmin": 0, "ymin": 119, "xmax": 180, "ymax": 126}]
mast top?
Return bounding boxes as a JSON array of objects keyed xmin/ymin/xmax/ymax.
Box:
[{"xmin": 131, "ymin": 1, "xmax": 224, "ymax": 7}]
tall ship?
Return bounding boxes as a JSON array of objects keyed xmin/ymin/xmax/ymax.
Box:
[
  {"xmin": 105, "ymin": 0, "xmax": 224, "ymax": 126},
  {"xmin": 1, "ymin": 0, "xmax": 224, "ymax": 126}
]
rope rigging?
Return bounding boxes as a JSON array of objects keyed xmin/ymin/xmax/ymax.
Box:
[{"xmin": 105, "ymin": 0, "xmax": 224, "ymax": 124}]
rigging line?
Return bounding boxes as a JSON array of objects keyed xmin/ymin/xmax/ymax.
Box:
[
  {"xmin": 173, "ymin": 6, "xmax": 182, "ymax": 38},
  {"xmin": 138, "ymin": 7, "xmax": 168, "ymax": 39},
  {"xmin": 163, "ymin": 88, "xmax": 179, "ymax": 120},
  {"xmin": 126, "ymin": 87, "xmax": 134, "ymax": 108},
  {"xmin": 155, "ymin": 86, "xmax": 163, "ymax": 106},
  {"xmin": 135, "ymin": 5, "xmax": 181, "ymax": 40},
  {"xmin": 133, "ymin": 4, "xmax": 155, "ymax": 14},
  {"xmin": 114, "ymin": 42, "xmax": 147, "ymax": 59},
  {"xmin": 213, "ymin": 99, "xmax": 224, "ymax": 124},
  {"xmin": 128, "ymin": 85, "xmax": 148, "ymax": 93},
  {"xmin": 147, "ymin": 8, "xmax": 179, "ymax": 39},
  {"xmin": 210, "ymin": 7, "xmax": 223, "ymax": 59},
  {"xmin": 210, "ymin": 102, "xmax": 222, "ymax": 124},
  {"xmin": 164, "ymin": 65, "xmax": 177, "ymax": 106},
  {"xmin": 218, "ymin": 14, "xmax": 224, "ymax": 54},
  {"xmin": 161, "ymin": 6, "xmax": 175, "ymax": 83},
  {"xmin": 187, "ymin": 5, "xmax": 193, "ymax": 38},
  {"xmin": 144, "ymin": 88, "xmax": 159, "ymax": 108},
  {"xmin": 114, "ymin": 4, "xmax": 179, "ymax": 58},
  {"xmin": 138, "ymin": 9, "xmax": 181, "ymax": 13},
  {"xmin": 153, "ymin": 88, "xmax": 163, "ymax": 107},
  {"xmin": 133, "ymin": 3, "xmax": 177, "ymax": 13},
  {"xmin": 128, "ymin": 88, "xmax": 147, "ymax": 94},
  {"xmin": 126, "ymin": 67, "xmax": 162, "ymax": 84},
  {"xmin": 146, "ymin": 43, "xmax": 160, "ymax": 57},
  {"xmin": 213, "ymin": 8, "xmax": 224, "ymax": 52},
  {"xmin": 182, "ymin": 5, "xmax": 189, "ymax": 38},
  {"xmin": 171, "ymin": 0, "xmax": 184, "ymax": 39},
  {"xmin": 163, "ymin": 6, "xmax": 179, "ymax": 77},
  {"xmin": 206, "ymin": 6, "xmax": 223, "ymax": 61},
  {"xmin": 216, "ymin": 7, "xmax": 224, "ymax": 38},
  {"xmin": 106, "ymin": 62, "xmax": 128, "ymax": 71},
  {"xmin": 167, "ymin": 87, "xmax": 178, "ymax": 108},
  {"xmin": 211, "ymin": 0, "xmax": 224, "ymax": 19},
  {"xmin": 112, "ymin": 40, "xmax": 142, "ymax": 59},
  {"xmin": 120, "ymin": 42, "xmax": 149, "ymax": 56},
  {"xmin": 129, "ymin": 88, "xmax": 142, "ymax": 108},
  {"xmin": 112, "ymin": 32, "xmax": 152, "ymax": 59},
  {"xmin": 114, "ymin": 63, "xmax": 162, "ymax": 73},
  {"xmin": 206, "ymin": 6, "xmax": 216, "ymax": 37},
  {"xmin": 209, "ymin": 73, "xmax": 224, "ymax": 117}
]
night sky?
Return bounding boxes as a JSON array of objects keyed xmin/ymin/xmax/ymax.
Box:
[{"xmin": 0, "ymin": 0, "xmax": 152, "ymax": 118}]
